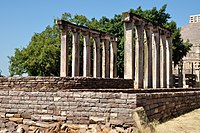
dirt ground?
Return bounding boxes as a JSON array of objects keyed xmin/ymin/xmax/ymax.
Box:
[{"xmin": 155, "ymin": 108, "xmax": 200, "ymax": 133}]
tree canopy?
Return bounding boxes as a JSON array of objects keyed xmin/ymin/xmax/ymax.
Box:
[{"xmin": 9, "ymin": 5, "xmax": 192, "ymax": 77}]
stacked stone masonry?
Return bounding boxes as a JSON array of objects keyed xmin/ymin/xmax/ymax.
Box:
[
  {"xmin": 137, "ymin": 91, "xmax": 200, "ymax": 121},
  {"xmin": 0, "ymin": 77, "xmax": 200, "ymax": 129},
  {"xmin": 0, "ymin": 76, "xmax": 133, "ymax": 90}
]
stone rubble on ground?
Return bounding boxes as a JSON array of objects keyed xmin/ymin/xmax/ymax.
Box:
[{"xmin": 0, "ymin": 107, "xmax": 153, "ymax": 133}]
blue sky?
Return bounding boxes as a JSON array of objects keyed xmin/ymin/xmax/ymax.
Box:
[{"xmin": 0, "ymin": 0, "xmax": 199, "ymax": 76}]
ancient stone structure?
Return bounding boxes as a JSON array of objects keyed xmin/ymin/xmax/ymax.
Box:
[
  {"xmin": 0, "ymin": 77, "xmax": 200, "ymax": 131},
  {"xmin": 180, "ymin": 16, "xmax": 200, "ymax": 87},
  {"xmin": 56, "ymin": 20, "xmax": 117, "ymax": 78},
  {"xmin": 122, "ymin": 12, "xmax": 173, "ymax": 89}
]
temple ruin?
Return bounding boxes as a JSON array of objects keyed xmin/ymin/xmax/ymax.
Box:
[
  {"xmin": 56, "ymin": 20, "xmax": 117, "ymax": 79},
  {"xmin": 56, "ymin": 12, "xmax": 173, "ymax": 89},
  {"xmin": 122, "ymin": 12, "xmax": 173, "ymax": 89}
]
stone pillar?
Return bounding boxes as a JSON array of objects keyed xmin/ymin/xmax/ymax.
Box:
[
  {"xmin": 152, "ymin": 30, "xmax": 160, "ymax": 88},
  {"xmin": 144, "ymin": 26, "xmax": 153, "ymax": 88},
  {"xmin": 160, "ymin": 33, "xmax": 167, "ymax": 88},
  {"xmin": 60, "ymin": 28, "xmax": 69, "ymax": 77},
  {"xmin": 72, "ymin": 31, "xmax": 80, "ymax": 77},
  {"xmin": 93, "ymin": 36, "xmax": 101, "ymax": 78},
  {"xmin": 110, "ymin": 39, "xmax": 117, "ymax": 78},
  {"xmin": 83, "ymin": 33, "xmax": 91, "ymax": 77},
  {"xmin": 124, "ymin": 21, "xmax": 135, "ymax": 79},
  {"xmin": 102, "ymin": 39, "xmax": 110, "ymax": 78},
  {"xmin": 166, "ymin": 36, "xmax": 173, "ymax": 88},
  {"xmin": 134, "ymin": 24, "xmax": 144, "ymax": 89}
]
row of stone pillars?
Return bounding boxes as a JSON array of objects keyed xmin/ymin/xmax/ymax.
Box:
[
  {"xmin": 123, "ymin": 12, "xmax": 173, "ymax": 89},
  {"xmin": 57, "ymin": 20, "xmax": 117, "ymax": 78}
]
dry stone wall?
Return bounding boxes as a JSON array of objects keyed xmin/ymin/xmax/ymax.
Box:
[
  {"xmin": 0, "ymin": 76, "xmax": 133, "ymax": 91},
  {"xmin": 0, "ymin": 90, "xmax": 136, "ymax": 126},
  {"xmin": 0, "ymin": 77, "xmax": 200, "ymax": 131},
  {"xmin": 137, "ymin": 91, "xmax": 200, "ymax": 121}
]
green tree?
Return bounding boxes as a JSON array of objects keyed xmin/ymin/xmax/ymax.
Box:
[
  {"xmin": 9, "ymin": 25, "xmax": 61, "ymax": 76},
  {"xmin": 165, "ymin": 21, "xmax": 192, "ymax": 66},
  {"xmin": 9, "ymin": 5, "xmax": 191, "ymax": 76}
]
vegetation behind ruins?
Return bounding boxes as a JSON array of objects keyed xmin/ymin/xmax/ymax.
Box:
[{"xmin": 9, "ymin": 4, "xmax": 192, "ymax": 77}]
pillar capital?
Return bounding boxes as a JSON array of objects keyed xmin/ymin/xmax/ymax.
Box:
[
  {"xmin": 152, "ymin": 27, "xmax": 159, "ymax": 33},
  {"xmin": 144, "ymin": 23, "xmax": 153, "ymax": 30},
  {"xmin": 56, "ymin": 20, "xmax": 67, "ymax": 31},
  {"xmin": 71, "ymin": 27, "xmax": 81, "ymax": 33},
  {"xmin": 122, "ymin": 12, "xmax": 134, "ymax": 22},
  {"xmin": 166, "ymin": 32, "xmax": 172, "ymax": 38}
]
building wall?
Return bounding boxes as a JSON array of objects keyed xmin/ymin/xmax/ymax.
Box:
[{"xmin": 180, "ymin": 21, "xmax": 200, "ymax": 86}]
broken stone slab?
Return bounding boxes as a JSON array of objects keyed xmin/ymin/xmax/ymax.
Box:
[
  {"xmin": 0, "ymin": 112, "xmax": 5, "ymax": 118},
  {"xmin": 132, "ymin": 107, "xmax": 153, "ymax": 133},
  {"xmin": 35, "ymin": 121, "xmax": 51, "ymax": 128},
  {"xmin": 52, "ymin": 116, "xmax": 67, "ymax": 121},
  {"xmin": 89, "ymin": 116, "xmax": 107, "ymax": 124},
  {"xmin": 41, "ymin": 115, "xmax": 53, "ymax": 122},
  {"xmin": 35, "ymin": 121, "xmax": 58, "ymax": 128},
  {"xmin": 23, "ymin": 119, "xmax": 36, "ymax": 126},
  {"xmin": 31, "ymin": 114, "xmax": 41, "ymax": 121},
  {"xmin": 14, "ymin": 114, "xmax": 21, "ymax": 118},
  {"xmin": 5, "ymin": 113, "xmax": 14, "ymax": 118},
  {"xmin": 21, "ymin": 112, "xmax": 31, "ymax": 119},
  {"xmin": 9, "ymin": 117, "xmax": 23, "ymax": 124}
]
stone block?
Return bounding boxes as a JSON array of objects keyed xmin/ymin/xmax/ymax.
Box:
[
  {"xmin": 35, "ymin": 121, "xmax": 51, "ymax": 128},
  {"xmin": 23, "ymin": 119, "xmax": 36, "ymax": 126},
  {"xmin": 52, "ymin": 116, "xmax": 67, "ymax": 121},
  {"xmin": 13, "ymin": 114, "xmax": 21, "ymax": 118},
  {"xmin": 0, "ymin": 112, "xmax": 5, "ymax": 118},
  {"xmin": 31, "ymin": 114, "xmax": 41, "ymax": 121},
  {"xmin": 6, "ymin": 113, "xmax": 14, "ymax": 118},
  {"xmin": 89, "ymin": 116, "xmax": 107, "ymax": 124},
  {"xmin": 41, "ymin": 115, "xmax": 53, "ymax": 121},
  {"xmin": 9, "ymin": 117, "xmax": 23, "ymax": 124}
]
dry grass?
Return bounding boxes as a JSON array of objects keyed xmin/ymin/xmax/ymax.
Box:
[{"xmin": 155, "ymin": 108, "xmax": 200, "ymax": 133}]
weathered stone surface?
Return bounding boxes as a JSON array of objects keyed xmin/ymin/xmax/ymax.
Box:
[
  {"xmin": 23, "ymin": 119, "xmax": 36, "ymax": 125},
  {"xmin": 9, "ymin": 118, "xmax": 23, "ymax": 124},
  {"xmin": 89, "ymin": 116, "xmax": 107, "ymax": 124}
]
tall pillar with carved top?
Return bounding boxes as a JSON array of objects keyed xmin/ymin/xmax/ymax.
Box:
[
  {"xmin": 144, "ymin": 25, "xmax": 153, "ymax": 88},
  {"xmin": 60, "ymin": 26, "xmax": 69, "ymax": 77},
  {"xmin": 166, "ymin": 35, "xmax": 173, "ymax": 88},
  {"xmin": 134, "ymin": 23, "xmax": 144, "ymax": 89},
  {"xmin": 93, "ymin": 36, "xmax": 100, "ymax": 78},
  {"xmin": 152, "ymin": 29, "xmax": 160, "ymax": 88},
  {"xmin": 102, "ymin": 39, "xmax": 110, "ymax": 78},
  {"xmin": 72, "ymin": 30, "xmax": 80, "ymax": 77},
  {"xmin": 110, "ymin": 39, "xmax": 117, "ymax": 78},
  {"xmin": 123, "ymin": 12, "xmax": 135, "ymax": 79},
  {"xmin": 160, "ymin": 32, "xmax": 167, "ymax": 88},
  {"xmin": 83, "ymin": 32, "xmax": 91, "ymax": 77}
]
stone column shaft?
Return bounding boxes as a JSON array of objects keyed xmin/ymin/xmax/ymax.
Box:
[
  {"xmin": 83, "ymin": 33, "xmax": 91, "ymax": 77},
  {"xmin": 102, "ymin": 39, "xmax": 110, "ymax": 78},
  {"xmin": 160, "ymin": 34, "xmax": 167, "ymax": 88},
  {"xmin": 124, "ymin": 22, "xmax": 135, "ymax": 79},
  {"xmin": 152, "ymin": 32, "xmax": 160, "ymax": 88},
  {"xmin": 72, "ymin": 31, "xmax": 80, "ymax": 77},
  {"xmin": 110, "ymin": 40, "xmax": 117, "ymax": 78},
  {"xmin": 134, "ymin": 24, "xmax": 144, "ymax": 89},
  {"xmin": 93, "ymin": 37, "xmax": 100, "ymax": 77},
  {"xmin": 60, "ymin": 28, "xmax": 69, "ymax": 77},
  {"xmin": 144, "ymin": 28, "xmax": 153, "ymax": 88},
  {"xmin": 166, "ymin": 37, "xmax": 173, "ymax": 88}
]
